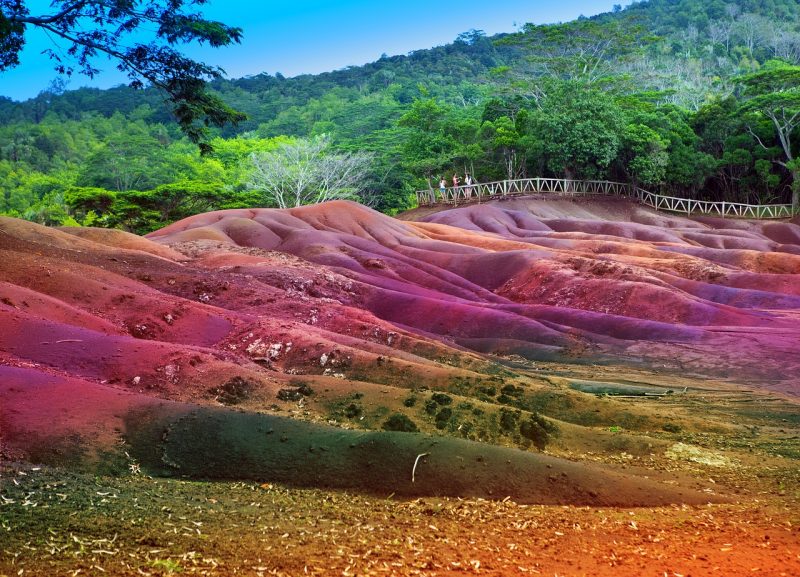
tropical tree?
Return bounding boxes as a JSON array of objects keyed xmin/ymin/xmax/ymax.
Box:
[
  {"xmin": 500, "ymin": 18, "xmax": 649, "ymax": 85},
  {"xmin": 480, "ymin": 115, "xmax": 525, "ymax": 180},
  {"xmin": 0, "ymin": 0, "xmax": 245, "ymax": 150},
  {"xmin": 619, "ymin": 123, "xmax": 669, "ymax": 186},
  {"xmin": 738, "ymin": 60, "xmax": 800, "ymax": 208},
  {"xmin": 526, "ymin": 84, "xmax": 624, "ymax": 180},
  {"xmin": 245, "ymin": 135, "xmax": 373, "ymax": 208},
  {"xmin": 397, "ymin": 98, "xmax": 457, "ymax": 187}
]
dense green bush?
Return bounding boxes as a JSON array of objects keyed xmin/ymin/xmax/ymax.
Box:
[
  {"xmin": 382, "ymin": 413, "xmax": 419, "ymax": 432},
  {"xmin": 519, "ymin": 413, "xmax": 558, "ymax": 450},
  {"xmin": 434, "ymin": 408, "xmax": 453, "ymax": 429}
]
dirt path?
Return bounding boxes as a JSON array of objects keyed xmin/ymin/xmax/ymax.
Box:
[{"xmin": 1, "ymin": 464, "xmax": 798, "ymax": 577}]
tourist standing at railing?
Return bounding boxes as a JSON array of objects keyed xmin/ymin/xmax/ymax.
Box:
[
  {"xmin": 464, "ymin": 173, "xmax": 474, "ymax": 197},
  {"xmin": 439, "ymin": 177, "xmax": 447, "ymax": 200},
  {"xmin": 452, "ymin": 174, "xmax": 461, "ymax": 189}
]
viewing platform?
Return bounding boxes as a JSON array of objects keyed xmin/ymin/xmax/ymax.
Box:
[{"xmin": 416, "ymin": 178, "xmax": 796, "ymax": 220}]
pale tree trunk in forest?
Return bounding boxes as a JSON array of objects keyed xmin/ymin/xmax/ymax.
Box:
[
  {"xmin": 748, "ymin": 111, "xmax": 800, "ymax": 211},
  {"xmin": 246, "ymin": 136, "xmax": 372, "ymax": 208}
]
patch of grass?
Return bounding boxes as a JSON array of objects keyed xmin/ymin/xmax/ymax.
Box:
[
  {"xmin": 525, "ymin": 391, "xmax": 576, "ymax": 414},
  {"xmin": 372, "ymin": 405, "xmax": 390, "ymax": 418},
  {"xmin": 152, "ymin": 558, "xmax": 183, "ymax": 574},
  {"xmin": 605, "ymin": 435, "xmax": 634, "ymax": 453},
  {"xmin": 448, "ymin": 376, "xmax": 473, "ymax": 395},
  {"xmin": 326, "ymin": 393, "xmax": 364, "ymax": 421}
]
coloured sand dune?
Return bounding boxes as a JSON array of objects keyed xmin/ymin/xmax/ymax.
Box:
[
  {"xmin": 148, "ymin": 198, "xmax": 800, "ymax": 393},
  {"xmin": 1, "ymin": 197, "xmax": 799, "ymax": 505}
]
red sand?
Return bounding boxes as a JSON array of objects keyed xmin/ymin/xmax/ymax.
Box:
[
  {"xmin": 147, "ymin": 199, "xmax": 800, "ymax": 392},
  {"xmin": 2, "ymin": 199, "xmax": 799, "ymax": 481},
  {"xmin": 3, "ymin": 199, "xmax": 799, "ymax": 406}
]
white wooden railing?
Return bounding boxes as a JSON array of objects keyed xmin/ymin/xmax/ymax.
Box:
[{"xmin": 416, "ymin": 178, "xmax": 795, "ymax": 219}]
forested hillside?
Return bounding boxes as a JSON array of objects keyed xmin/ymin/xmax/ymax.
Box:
[{"xmin": 2, "ymin": 0, "xmax": 800, "ymax": 232}]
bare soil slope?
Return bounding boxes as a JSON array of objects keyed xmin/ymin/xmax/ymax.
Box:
[
  {"xmin": 0, "ymin": 209, "xmax": 727, "ymax": 506},
  {"xmin": 149, "ymin": 198, "xmax": 800, "ymax": 392}
]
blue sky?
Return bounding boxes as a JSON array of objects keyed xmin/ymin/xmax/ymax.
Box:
[{"xmin": 1, "ymin": 1, "xmax": 623, "ymax": 101}]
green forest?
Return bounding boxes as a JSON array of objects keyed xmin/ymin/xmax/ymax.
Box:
[{"xmin": 2, "ymin": 0, "xmax": 800, "ymax": 233}]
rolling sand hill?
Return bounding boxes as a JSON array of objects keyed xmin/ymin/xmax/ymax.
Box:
[
  {"xmin": 149, "ymin": 197, "xmax": 800, "ymax": 392},
  {"xmin": 2, "ymin": 197, "xmax": 799, "ymax": 576}
]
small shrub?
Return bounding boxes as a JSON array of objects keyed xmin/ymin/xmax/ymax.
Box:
[
  {"xmin": 277, "ymin": 389, "xmax": 302, "ymax": 401},
  {"xmin": 476, "ymin": 385, "xmax": 496, "ymax": 397},
  {"xmin": 382, "ymin": 413, "xmax": 419, "ymax": 432},
  {"xmin": 295, "ymin": 382, "xmax": 314, "ymax": 396},
  {"xmin": 497, "ymin": 394, "xmax": 518, "ymax": 406},
  {"xmin": 277, "ymin": 382, "xmax": 314, "ymax": 402},
  {"xmin": 403, "ymin": 395, "xmax": 417, "ymax": 407},
  {"xmin": 424, "ymin": 399, "xmax": 439, "ymax": 415},
  {"xmin": 211, "ymin": 377, "xmax": 256, "ymax": 405},
  {"xmin": 520, "ymin": 413, "xmax": 558, "ymax": 450},
  {"xmin": 431, "ymin": 392, "xmax": 453, "ymax": 406},
  {"xmin": 499, "ymin": 408, "xmax": 519, "ymax": 432},
  {"xmin": 344, "ymin": 403, "xmax": 362, "ymax": 419},
  {"xmin": 500, "ymin": 384, "xmax": 524, "ymax": 397},
  {"xmin": 662, "ymin": 422, "xmax": 681, "ymax": 433},
  {"xmin": 435, "ymin": 407, "xmax": 453, "ymax": 429}
]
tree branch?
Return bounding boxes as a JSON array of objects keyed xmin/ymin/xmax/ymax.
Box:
[
  {"xmin": 7, "ymin": 1, "xmax": 88, "ymax": 25},
  {"xmin": 747, "ymin": 125, "xmax": 771, "ymax": 151}
]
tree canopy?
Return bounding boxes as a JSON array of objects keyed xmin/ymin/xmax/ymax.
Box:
[
  {"xmin": 246, "ymin": 136, "xmax": 373, "ymax": 209},
  {"xmin": 3, "ymin": 0, "xmax": 800, "ymax": 231},
  {"xmin": 0, "ymin": 0, "xmax": 245, "ymax": 151},
  {"xmin": 738, "ymin": 60, "xmax": 800, "ymax": 206}
]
